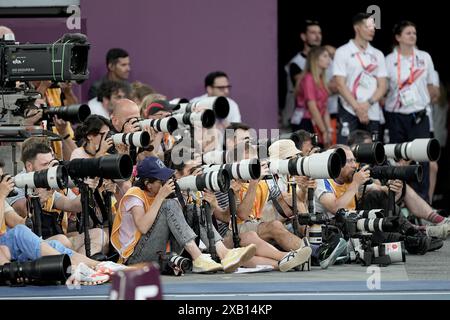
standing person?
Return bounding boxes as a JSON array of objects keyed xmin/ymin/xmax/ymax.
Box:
[
  {"xmin": 333, "ymin": 13, "xmax": 387, "ymax": 143},
  {"xmin": 292, "ymin": 46, "xmax": 332, "ymax": 147},
  {"xmin": 384, "ymin": 21, "xmax": 436, "ymax": 202},
  {"xmin": 282, "ymin": 20, "xmax": 322, "ymax": 129},
  {"xmin": 324, "ymin": 45, "xmax": 340, "ymax": 145},
  {"xmin": 88, "ymin": 48, "xmax": 131, "ymax": 100}
]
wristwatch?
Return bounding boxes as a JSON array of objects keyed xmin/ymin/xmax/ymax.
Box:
[{"xmin": 368, "ymin": 97, "xmax": 376, "ymax": 106}]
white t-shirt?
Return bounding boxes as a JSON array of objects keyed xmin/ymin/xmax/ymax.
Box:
[
  {"xmin": 333, "ymin": 40, "xmax": 387, "ymax": 121},
  {"xmin": 384, "ymin": 48, "xmax": 435, "ymax": 114},
  {"xmin": 190, "ymin": 94, "xmax": 242, "ymax": 123},
  {"xmin": 117, "ymin": 196, "xmax": 142, "ymax": 254},
  {"xmin": 88, "ymin": 97, "xmax": 111, "ymax": 119}
]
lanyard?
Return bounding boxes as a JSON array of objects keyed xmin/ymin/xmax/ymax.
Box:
[
  {"xmin": 355, "ymin": 52, "xmax": 368, "ymax": 70},
  {"xmin": 397, "ymin": 48, "xmax": 415, "ymax": 90}
]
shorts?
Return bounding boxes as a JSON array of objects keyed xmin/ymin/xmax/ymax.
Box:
[{"xmin": 0, "ymin": 225, "xmax": 74, "ymax": 262}]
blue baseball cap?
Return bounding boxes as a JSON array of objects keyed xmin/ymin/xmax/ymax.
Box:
[{"xmin": 137, "ymin": 156, "xmax": 174, "ymax": 181}]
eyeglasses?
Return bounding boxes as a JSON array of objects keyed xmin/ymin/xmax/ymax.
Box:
[{"xmin": 212, "ymin": 85, "xmax": 232, "ymax": 90}]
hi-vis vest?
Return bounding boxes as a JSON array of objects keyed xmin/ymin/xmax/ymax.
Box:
[
  {"xmin": 237, "ymin": 181, "xmax": 270, "ymax": 224},
  {"xmin": 111, "ymin": 187, "xmax": 155, "ymax": 261}
]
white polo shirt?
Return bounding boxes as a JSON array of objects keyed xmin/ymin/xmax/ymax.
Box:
[
  {"xmin": 385, "ymin": 48, "xmax": 435, "ymax": 114},
  {"xmin": 333, "ymin": 40, "xmax": 387, "ymax": 121}
]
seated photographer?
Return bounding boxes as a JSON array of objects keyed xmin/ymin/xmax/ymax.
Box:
[
  {"xmin": 111, "ymin": 156, "xmax": 257, "ymax": 273},
  {"xmin": 206, "ymin": 141, "xmax": 313, "ymax": 267},
  {"xmin": 267, "ymin": 139, "xmax": 348, "ymax": 269},
  {"xmin": 167, "ymin": 150, "xmax": 308, "ymax": 272},
  {"xmin": 71, "ymin": 115, "xmax": 123, "ymax": 203},
  {"xmin": 314, "ymin": 144, "xmax": 374, "ymax": 217},
  {"xmin": 8, "ymin": 138, "xmax": 109, "ymax": 257},
  {"xmin": 347, "ymin": 130, "xmax": 450, "ymax": 239},
  {"xmin": 0, "ymin": 173, "xmax": 127, "ymax": 285},
  {"xmin": 141, "ymin": 100, "xmax": 176, "ymax": 158}
]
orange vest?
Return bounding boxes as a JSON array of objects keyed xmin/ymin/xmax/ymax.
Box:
[
  {"xmin": 45, "ymin": 87, "xmax": 74, "ymax": 160},
  {"xmin": 237, "ymin": 181, "xmax": 269, "ymax": 223},
  {"xmin": 111, "ymin": 187, "xmax": 155, "ymax": 261},
  {"xmin": 327, "ymin": 179, "xmax": 356, "ymax": 210}
]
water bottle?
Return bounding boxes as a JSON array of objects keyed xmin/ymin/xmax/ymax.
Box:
[
  {"xmin": 341, "ymin": 122, "xmax": 350, "ymax": 137},
  {"xmin": 383, "ymin": 129, "xmax": 390, "ymax": 144}
]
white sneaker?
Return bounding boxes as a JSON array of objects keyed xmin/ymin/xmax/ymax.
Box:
[
  {"xmin": 95, "ymin": 261, "xmax": 129, "ymax": 275},
  {"xmin": 278, "ymin": 246, "xmax": 312, "ymax": 272},
  {"xmin": 426, "ymin": 224, "xmax": 450, "ymax": 240},
  {"xmin": 221, "ymin": 244, "xmax": 257, "ymax": 273},
  {"xmin": 192, "ymin": 254, "xmax": 223, "ymax": 273},
  {"xmin": 67, "ymin": 263, "xmax": 110, "ymax": 286}
]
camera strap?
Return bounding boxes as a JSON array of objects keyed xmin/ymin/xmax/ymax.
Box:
[
  {"xmin": 93, "ymin": 189, "xmax": 108, "ymax": 225},
  {"xmin": 270, "ymin": 196, "xmax": 291, "ymax": 220}
]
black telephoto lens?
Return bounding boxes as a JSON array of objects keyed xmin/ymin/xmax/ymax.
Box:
[
  {"xmin": 44, "ymin": 104, "xmax": 91, "ymax": 123},
  {"xmin": 64, "ymin": 154, "xmax": 133, "ymax": 180}
]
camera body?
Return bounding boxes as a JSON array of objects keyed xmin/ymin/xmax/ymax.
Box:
[{"xmin": 0, "ymin": 34, "xmax": 89, "ymax": 84}]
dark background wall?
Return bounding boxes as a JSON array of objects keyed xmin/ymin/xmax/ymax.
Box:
[{"xmin": 1, "ymin": 0, "xmax": 278, "ymax": 131}]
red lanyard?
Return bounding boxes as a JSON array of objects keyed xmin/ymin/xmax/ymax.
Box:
[
  {"xmin": 355, "ymin": 52, "xmax": 368, "ymax": 70},
  {"xmin": 397, "ymin": 48, "xmax": 415, "ymax": 90}
]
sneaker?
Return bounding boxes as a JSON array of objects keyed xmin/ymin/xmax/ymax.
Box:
[
  {"xmin": 95, "ymin": 261, "xmax": 129, "ymax": 275},
  {"xmin": 437, "ymin": 217, "xmax": 450, "ymax": 226},
  {"xmin": 192, "ymin": 254, "xmax": 223, "ymax": 273},
  {"xmin": 318, "ymin": 237, "xmax": 348, "ymax": 269},
  {"xmin": 279, "ymin": 246, "xmax": 312, "ymax": 272},
  {"xmin": 426, "ymin": 224, "xmax": 450, "ymax": 240},
  {"xmin": 66, "ymin": 263, "xmax": 110, "ymax": 286},
  {"xmin": 221, "ymin": 244, "xmax": 257, "ymax": 273},
  {"xmin": 428, "ymin": 237, "xmax": 444, "ymax": 252}
]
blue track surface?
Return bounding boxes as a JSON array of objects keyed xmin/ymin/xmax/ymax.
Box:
[{"xmin": 1, "ymin": 280, "xmax": 450, "ymax": 300}]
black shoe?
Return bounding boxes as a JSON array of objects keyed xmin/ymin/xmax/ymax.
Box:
[
  {"xmin": 428, "ymin": 237, "xmax": 444, "ymax": 252},
  {"xmin": 404, "ymin": 234, "xmax": 430, "ymax": 255},
  {"xmin": 318, "ymin": 235, "xmax": 348, "ymax": 269}
]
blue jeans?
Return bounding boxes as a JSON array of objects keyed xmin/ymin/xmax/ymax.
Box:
[{"xmin": 0, "ymin": 225, "xmax": 74, "ymax": 262}]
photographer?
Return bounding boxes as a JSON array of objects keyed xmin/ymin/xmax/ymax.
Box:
[
  {"xmin": 0, "ymin": 172, "xmax": 127, "ymax": 285},
  {"xmin": 267, "ymin": 139, "xmax": 348, "ymax": 269},
  {"xmin": 8, "ymin": 138, "xmax": 109, "ymax": 257},
  {"xmin": 208, "ymin": 141, "xmax": 313, "ymax": 268},
  {"xmin": 314, "ymin": 144, "xmax": 373, "ymax": 216},
  {"xmin": 111, "ymin": 156, "xmax": 256, "ymax": 273},
  {"xmin": 348, "ymin": 130, "xmax": 450, "ymax": 239},
  {"xmin": 142, "ymin": 100, "xmax": 176, "ymax": 158},
  {"xmin": 167, "ymin": 150, "xmax": 307, "ymax": 271}
]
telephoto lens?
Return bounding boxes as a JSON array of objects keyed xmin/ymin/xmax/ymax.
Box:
[
  {"xmin": 336, "ymin": 209, "xmax": 385, "ymax": 221},
  {"xmin": 139, "ymin": 117, "xmax": 178, "ymax": 134},
  {"xmin": 356, "ymin": 216, "xmax": 400, "ymax": 233},
  {"xmin": 202, "ymin": 150, "xmax": 229, "ymax": 165},
  {"xmin": 268, "ymin": 150, "xmax": 342, "ymax": 179},
  {"xmin": 63, "ymin": 154, "xmax": 133, "ymax": 180},
  {"xmin": 370, "ymin": 165, "xmax": 423, "ymax": 183},
  {"xmin": 43, "ymin": 104, "xmax": 91, "ymax": 123},
  {"xmin": 373, "ymin": 241, "xmax": 406, "ymax": 263},
  {"xmin": 351, "ymin": 142, "xmax": 386, "ymax": 165},
  {"xmin": 14, "ymin": 165, "xmax": 68, "ymax": 189},
  {"xmin": 173, "ymin": 96, "xmax": 230, "ymax": 119},
  {"xmin": 172, "ymin": 109, "xmax": 216, "ymax": 129},
  {"xmin": 0, "ymin": 254, "xmax": 71, "ymax": 285},
  {"xmin": 176, "ymin": 169, "xmax": 231, "ymax": 192},
  {"xmin": 203, "ymin": 159, "xmax": 261, "ymax": 180},
  {"xmin": 384, "ymin": 138, "xmax": 441, "ymax": 162},
  {"xmin": 110, "ymin": 131, "xmax": 151, "ymax": 148}
]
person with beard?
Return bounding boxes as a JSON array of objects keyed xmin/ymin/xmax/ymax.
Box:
[
  {"xmin": 313, "ymin": 145, "xmax": 371, "ymax": 217},
  {"xmin": 282, "ymin": 19, "xmax": 322, "ymax": 129}
]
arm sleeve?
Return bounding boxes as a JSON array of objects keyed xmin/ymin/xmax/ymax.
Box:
[
  {"xmin": 302, "ymin": 74, "xmax": 318, "ymax": 103},
  {"xmin": 426, "ymin": 54, "xmax": 436, "ymax": 85},
  {"xmin": 123, "ymin": 197, "xmax": 145, "ymax": 213},
  {"xmin": 376, "ymin": 53, "xmax": 388, "ymax": 78},
  {"xmin": 332, "ymin": 49, "xmax": 347, "ymax": 77}
]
